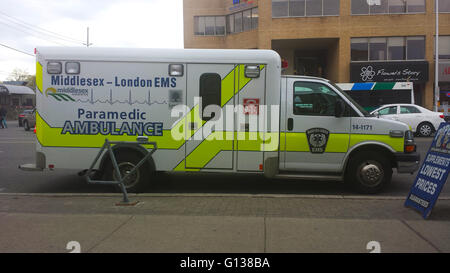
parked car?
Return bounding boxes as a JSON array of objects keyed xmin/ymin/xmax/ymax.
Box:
[
  {"xmin": 370, "ymin": 104, "xmax": 446, "ymax": 137},
  {"xmin": 18, "ymin": 109, "xmax": 34, "ymax": 127},
  {"xmin": 22, "ymin": 108, "xmax": 36, "ymax": 131}
]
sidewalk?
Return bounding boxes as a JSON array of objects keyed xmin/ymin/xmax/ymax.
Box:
[{"xmin": 0, "ymin": 194, "xmax": 449, "ymax": 253}]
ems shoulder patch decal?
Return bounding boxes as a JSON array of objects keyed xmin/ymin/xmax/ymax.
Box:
[{"xmin": 306, "ymin": 128, "xmax": 330, "ymax": 154}]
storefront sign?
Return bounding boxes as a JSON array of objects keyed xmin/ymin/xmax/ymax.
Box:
[
  {"xmin": 351, "ymin": 61, "xmax": 429, "ymax": 83},
  {"xmin": 439, "ymin": 62, "xmax": 450, "ymax": 82},
  {"xmin": 405, "ymin": 122, "xmax": 450, "ymax": 219},
  {"xmin": 229, "ymin": 0, "xmax": 255, "ymax": 11}
]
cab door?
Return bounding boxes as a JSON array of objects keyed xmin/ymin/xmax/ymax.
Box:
[{"xmin": 283, "ymin": 79, "xmax": 351, "ymax": 172}]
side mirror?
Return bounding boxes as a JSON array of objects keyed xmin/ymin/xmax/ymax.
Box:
[
  {"xmin": 335, "ymin": 100, "xmax": 345, "ymax": 118},
  {"xmin": 373, "ymin": 111, "xmax": 380, "ymax": 118}
]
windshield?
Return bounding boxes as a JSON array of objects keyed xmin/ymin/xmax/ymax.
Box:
[{"xmin": 330, "ymin": 82, "xmax": 373, "ymax": 117}]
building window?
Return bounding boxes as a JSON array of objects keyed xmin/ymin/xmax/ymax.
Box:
[
  {"xmin": 234, "ymin": 12, "xmax": 243, "ymax": 33},
  {"xmin": 227, "ymin": 14, "xmax": 235, "ymax": 34},
  {"xmin": 273, "ymin": 0, "xmax": 340, "ymax": 18},
  {"xmin": 351, "ymin": 36, "xmax": 425, "ymax": 61},
  {"xmin": 194, "ymin": 16, "xmax": 226, "ymax": 36},
  {"xmin": 351, "ymin": 0, "xmax": 425, "ymax": 15},
  {"xmin": 407, "ymin": 36, "xmax": 425, "ymax": 60},
  {"xmin": 388, "ymin": 37, "xmax": 406, "ymax": 60},
  {"xmin": 273, "ymin": 0, "xmax": 289, "ymax": 17},
  {"xmin": 227, "ymin": 7, "xmax": 258, "ymax": 34},
  {"xmin": 351, "ymin": 38, "xmax": 369, "ymax": 61},
  {"xmin": 369, "ymin": 38, "xmax": 387, "ymax": 61},
  {"xmin": 439, "ymin": 36, "xmax": 450, "ymax": 59},
  {"xmin": 439, "ymin": 0, "xmax": 450, "ymax": 12}
]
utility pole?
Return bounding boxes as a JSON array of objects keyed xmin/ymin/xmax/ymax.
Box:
[
  {"xmin": 83, "ymin": 27, "xmax": 93, "ymax": 47},
  {"xmin": 435, "ymin": 0, "xmax": 440, "ymax": 111}
]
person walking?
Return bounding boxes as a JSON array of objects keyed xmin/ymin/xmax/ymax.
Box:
[{"xmin": 0, "ymin": 106, "xmax": 7, "ymax": 129}]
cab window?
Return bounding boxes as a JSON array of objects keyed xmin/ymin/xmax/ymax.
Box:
[
  {"xmin": 378, "ymin": 106, "xmax": 397, "ymax": 115},
  {"xmin": 400, "ymin": 106, "xmax": 421, "ymax": 114},
  {"xmin": 293, "ymin": 81, "xmax": 353, "ymax": 116}
]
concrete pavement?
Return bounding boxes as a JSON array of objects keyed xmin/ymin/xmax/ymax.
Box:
[{"xmin": 0, "ymin": 194, "xmax": 449, "ymax": 253}]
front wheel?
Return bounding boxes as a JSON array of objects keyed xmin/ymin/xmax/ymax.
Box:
[{"xmin": 346, "ymin": 152, "xmax": 392, "ymax": 194}]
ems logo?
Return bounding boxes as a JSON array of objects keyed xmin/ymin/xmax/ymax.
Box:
[{"xmin": 306, "ymin": 128, "xmax": 330, "ymax": 154}]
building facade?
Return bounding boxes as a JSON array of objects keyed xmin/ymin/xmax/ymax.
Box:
[{"xmin": 184, "ymin": 0, "xmax": 450, "ymax": 110}]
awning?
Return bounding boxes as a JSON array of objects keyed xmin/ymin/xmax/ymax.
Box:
[{"xmin": 0, "ymin": 84, "xmax": 35, "ymax": 95}]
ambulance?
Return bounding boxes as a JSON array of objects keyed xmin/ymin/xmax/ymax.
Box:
[{"xmin": 20, "ymin": 47, "xmax": 420, "ymax": 194}]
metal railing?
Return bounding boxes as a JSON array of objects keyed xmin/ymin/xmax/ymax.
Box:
[{"xmin": 84, "ymin": 137, "xmax": 157, "ymax": 204}]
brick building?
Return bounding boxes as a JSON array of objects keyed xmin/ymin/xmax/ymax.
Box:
[{"xmin": 183, "ymin": 0, "xmax": 450, "ymax": 110}]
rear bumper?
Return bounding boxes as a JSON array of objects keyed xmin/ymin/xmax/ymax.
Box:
[{"xmin": 395, "ymin": 152, "xmax": 420, "ymax": 174}]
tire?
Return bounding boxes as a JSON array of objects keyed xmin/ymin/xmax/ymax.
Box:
[
  {"xmin": 103, "ymin": 150, "xmax": 153, "ymax": 193},
  {"xmin": 417, "ymin": 122, "xmax": 434, "ymax": 137},
  {"xmin": 24, "ymin": 120, "xmax": 30, "ymax": 131},
  {"xmin": 346, "ymin": 151, "xmax": 392, "ymax": 194}
]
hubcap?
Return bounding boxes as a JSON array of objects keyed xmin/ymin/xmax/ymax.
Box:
[
  {"xmin": 112, "ymin": 162, "xmax": 140, "ymax": 188},
  {"xmin": 420, "ymin": 125, "xmax": 431, "ymax": 136},
  {"xmin": 358, "ymin": 161, "xmax": 384, "ymax": 187}
]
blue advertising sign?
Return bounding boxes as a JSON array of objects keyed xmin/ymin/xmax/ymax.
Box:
[{"xmin": 405, "ymin": 122, "xmax": 450, "ymax": 219}]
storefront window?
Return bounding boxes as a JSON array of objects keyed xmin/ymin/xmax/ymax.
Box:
[
  {"xmin": 351, "ymin": 0, "xmax": 425, "ymax": 14},
  {"xmin": 388, "ymin": 37, "xmax": 406, "ymax": 60},
  {"xmin": 369, "ymin": 38, "xmax": 387, "ymax": 61},
  {"xmin": 351, "ymin": 38, "xmax": 369, "ymax": 61}
]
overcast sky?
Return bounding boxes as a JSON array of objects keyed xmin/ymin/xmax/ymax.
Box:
[{"xmin": 0, "ymin": 0, "xmax": 184, "ymax": 81}]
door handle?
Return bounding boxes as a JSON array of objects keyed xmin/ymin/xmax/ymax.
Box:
[{"xmin": 288, "ymin": 118, "xmax": 294, "ymax": 131}]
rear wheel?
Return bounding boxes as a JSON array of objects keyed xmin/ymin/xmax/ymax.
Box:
[
  {"xmin": 346, "ymin": 151, "xmax": 392, "ymax": 194},
  {"xmin": 103, "ymin": 150, "xmax": 153, "ymax": 193},
  {"xmin": 417, "ymin": 122, "xmax": 434, "ymax": 137}
]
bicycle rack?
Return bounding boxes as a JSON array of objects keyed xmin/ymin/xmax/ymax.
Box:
[{"xmin": 85, "ymin": 138, "xmax": 157, "ymax": 204}]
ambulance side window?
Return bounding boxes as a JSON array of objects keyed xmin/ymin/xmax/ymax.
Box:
[
  {"xmin": 293, "ymin": 81, "xmax": 346, "ymax": 116},
  {"xmin": 200, "ymin": 73, "xmax": 221, "ymax": 121}
]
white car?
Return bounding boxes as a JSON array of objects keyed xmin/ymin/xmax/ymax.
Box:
[{"xmin": 370, "ymin": 104, "xmax": 446, "ymax": 137}]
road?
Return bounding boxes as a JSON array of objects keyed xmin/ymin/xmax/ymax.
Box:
[{"xmin": 0, "ymin": 121, "xmax": 447, "ymax": 197}]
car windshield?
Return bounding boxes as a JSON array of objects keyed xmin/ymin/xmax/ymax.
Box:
[{"xmin": 330, "ymin": 82, "xmax": 373, "ymax": 117}]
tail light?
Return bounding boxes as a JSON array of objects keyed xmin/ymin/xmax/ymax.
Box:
[
  {"xmin": 404, "ymin": 130, "xmax": 416, "ymax": 153},
  {"xmin": 439, "ymin": 114, "xmax": 445, "ymax": 119},
  {"xmin": 19, "ymin": 114, "xmax": 25, "ymax": 118}
]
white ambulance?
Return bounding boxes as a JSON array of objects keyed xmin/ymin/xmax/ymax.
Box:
[{"xmin": 20, "ymin": 47, "xmax": 420, "ymax": 194}]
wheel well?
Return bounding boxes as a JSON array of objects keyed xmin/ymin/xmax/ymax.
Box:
[
  {"xmin": 418, "ymin": 121, "xmax": 435, "ymax": 131},
  {"xmin": 345, "ymin": 145, "xmax": 396, "ymax": 170},
  {"xmin": 99, "ymin": 145, "xmax": 155, "ymax": 173}
]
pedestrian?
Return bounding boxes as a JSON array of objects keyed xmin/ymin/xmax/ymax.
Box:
[{"xmin": 0, "ymin": 106, "xmax": 7, "ymax": 129}]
